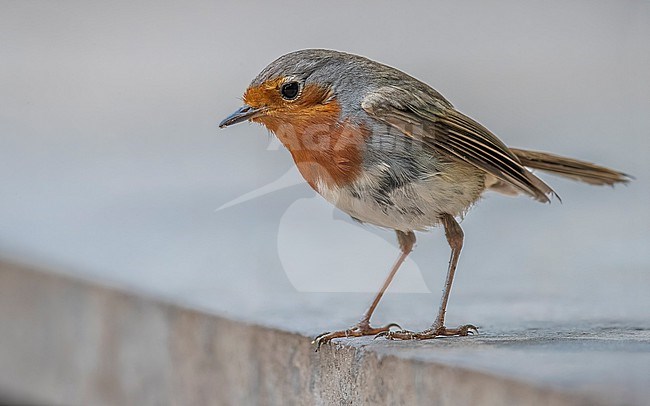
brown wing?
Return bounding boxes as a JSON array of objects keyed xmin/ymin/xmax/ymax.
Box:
[{"xmin": 362, "ymin": 86, "xmax": 558, "ymax": 203}]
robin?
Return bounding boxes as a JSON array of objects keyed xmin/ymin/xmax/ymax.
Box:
[{"xmin": 219, "ymin": 49, "xmax": 630, "ymax": 350}]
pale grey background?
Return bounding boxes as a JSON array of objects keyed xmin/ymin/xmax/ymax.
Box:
[{"xmin": 1, "ymin": 1, "xmax": 649, "ymax": 335}]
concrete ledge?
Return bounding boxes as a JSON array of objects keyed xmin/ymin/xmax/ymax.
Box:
[{"xmin": 0, "ymin": 261, "xmax": 643, "ymax": 405}]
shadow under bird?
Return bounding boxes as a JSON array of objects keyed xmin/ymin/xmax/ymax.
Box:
[{"xmin": 219, "ymin": 49, "xmax": 631, "ymax": 350}]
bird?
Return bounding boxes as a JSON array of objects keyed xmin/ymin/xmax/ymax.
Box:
[{"xmin": 219, "ymin": 49, "xmax": 630, "ymax": 350}]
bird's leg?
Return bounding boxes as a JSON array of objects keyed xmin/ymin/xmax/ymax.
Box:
[
  {"xmin": 378, "ymin": 214, "xmax": 478, "ymax": 340},
  {"xmin": 312, "ymin": 231, "xmax": 415, "ymax": 350}
]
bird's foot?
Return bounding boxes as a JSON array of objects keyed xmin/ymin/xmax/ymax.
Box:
[
  {"xmin": 312, "ymin": 321, "xmax": 401, "ymax": 351},
  {"xmin": 376, "ymin": 324, "xmax": 478, "ymax": 340}
]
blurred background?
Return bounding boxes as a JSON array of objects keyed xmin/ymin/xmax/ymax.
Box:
[{"xmin": 1, "ymin": 0, "xmax": 649, "ymax": 336}]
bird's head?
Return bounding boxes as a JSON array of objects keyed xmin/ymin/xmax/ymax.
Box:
[
  {"xmin": 218, "ymin": 49, "xmax": 381, "ymax": 188},
  {"xmin": 219, "ymin": 49, "xmax": 377, "ymax": 133}
]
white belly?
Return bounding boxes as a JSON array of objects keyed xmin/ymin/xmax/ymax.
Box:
[{"xmin": 316, "ymin": 167, "xmax": 485, "ymax": 232}]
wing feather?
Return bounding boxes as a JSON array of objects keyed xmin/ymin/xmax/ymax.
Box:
[{"xmin": 362, "ymin": 86, "xmax": 557, "ymax": 202}]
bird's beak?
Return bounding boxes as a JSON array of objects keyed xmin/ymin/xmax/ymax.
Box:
[{"xmin": 219, "ymin": 105, "xmax": 263, "ymax": 128}]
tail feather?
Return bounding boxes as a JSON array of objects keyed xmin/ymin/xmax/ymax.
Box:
[{"xmin": 510, "ymin": 148, "xmax": 632, "ymax": 186}]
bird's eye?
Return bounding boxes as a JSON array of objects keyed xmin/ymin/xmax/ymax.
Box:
[{"xmin": 280, "ymin": 81, "xmax": 300, "ymax": 100}]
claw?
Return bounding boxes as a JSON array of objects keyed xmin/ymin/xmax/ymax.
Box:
[
  {"xmin": 373, "ymin": 323, "xmax": 403, "ymax": 339},
  {"xmin": 385, "ymin": 322, "xmax": 402, "ymax": 330},
  {"xmin": 311, "ymin": 332, "xmax": 331, "ymax": 346},
  {"xmin": 451, "ymin": 324, "xmax": 479, "ymax": 336}
]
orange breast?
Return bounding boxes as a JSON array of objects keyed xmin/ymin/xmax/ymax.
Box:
[{"xmin": 246, "ymin": 83, "xmax": 369, "ymax": 190}]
